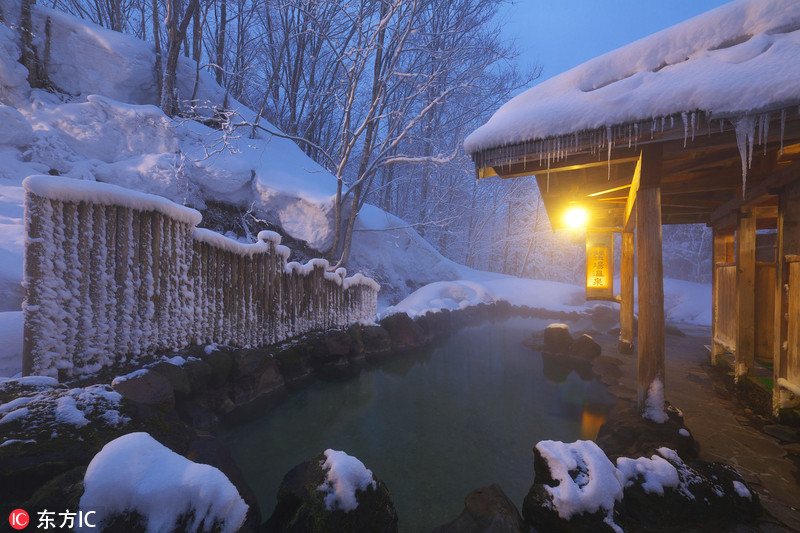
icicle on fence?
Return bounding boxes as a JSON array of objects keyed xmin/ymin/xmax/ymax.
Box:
[{"xmin": 22, "ymin": 176, "xmax": 379, "ymax": 378}]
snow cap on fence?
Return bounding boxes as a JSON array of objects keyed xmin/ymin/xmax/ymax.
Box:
[
  {"xmin": 284, "ymin": 259, "xmax": 323, "ymax": 275},
  {"xmin": 343, "ymin": 273, "xmax": 381, "ymax": 292},
  {"xmin": 193, "ymin": 228, "xmax": 270, "ymax": 257},
  {"xmin": 23, "ymin": 175, "xmax": 202, "ymax": 225},
  {"xmin": 257, "ymin": 230, "xmax": 282, "ymax": 245}
]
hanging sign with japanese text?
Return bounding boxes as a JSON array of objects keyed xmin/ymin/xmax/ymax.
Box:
[{"xmin": 585, "ymin": 231, "xmax": 614, "ymax": 300}]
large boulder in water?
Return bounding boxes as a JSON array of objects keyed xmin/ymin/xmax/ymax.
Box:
[
  {"xmin": 431, "ymin": 483, "xmax": 527, "ymax": 533},
  {"xmin": 264, "ymin": 449, "xmax": 398, "ymax": 533},
  {"xmin": 380, "ymin": 312, "xmax": 425, "ymax": 349},
  {"xmin": 543, "ymin": 323, "xmax": 573, "ymax": 355},
  {"xmin": 570, "ymin": 334, "xmax": 601, "ymax": 359}
]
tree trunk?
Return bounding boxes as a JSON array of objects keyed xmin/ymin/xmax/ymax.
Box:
[
  {"xmin": 162, "ymin": 0, "xmax": 198, "ymax": 116},
  {"xmin": 215, "ymin": 0, "xmax": 226, "ymax": 86},
  {"xmin": 111, "ymin": 0, "xmax": 122, "ymax": 31},
  {"xmin": 190, "ymin": 0, "xmax": 202, "ymax": 104},
  {"xmin": 20, "ymin": 0, "xmax": 46, "ymax": 88},
  {"xmin": 152, "ymin": 0, "xmax": 163, "ymax": 105}
]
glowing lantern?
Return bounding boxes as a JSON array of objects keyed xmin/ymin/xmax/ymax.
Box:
[
  {"xmin": 564, "ymin": 207, "xmax": 587, "ymax": 229},
  {"xmin": 585, "ymin": 231, "xmax": 614, "ymax": 300}
]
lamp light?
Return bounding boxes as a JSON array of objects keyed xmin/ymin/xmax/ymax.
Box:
[{"xmin": 564, "ymin": 207, "xmax": 587, "ymax": 229}]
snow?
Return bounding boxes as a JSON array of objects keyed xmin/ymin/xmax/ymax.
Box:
[
  {"xmin": 384, "ymin": 275, "xmax": 711, "ymax": 327},
  {"xmin": 0, "ymin": 406, "xmax": 29, "ymax": 425},
  {"xmin": 157, "ymin": 355, "xmax": 188, "ymax": 367},
  {"xmin": 0, "ymin": 375, "xmax": 59, "ymax": 389},
  {"xmin": 536, "ymin": 443, "xmax": 752, "ymax": 524},
  {"xmin": 464, "ymin": 0, "xmax": 800, "ymax": 153},
  {"xmin": 79, "ymin": 432, "xmax": 248, "ymax": 533},
  {"xmin": 656, "ymin": 447, "xmax": 681, "ymax": 463},
  {"xmin": 616, "ymin": 454, "xmax": 679, "ymax": 496},
  {"xmin": 111, "ymin": 369, "xmax": 149, "ymax": 387},
  {"xmin": 643, "ymin": 378, "xmax": 669, "ymax": 423},
  {"xmin": 733, "ymin": 480, "xmax": 752, "ymax": 500},
  {"xmin": 193, "ymin": 228, "xmax": 271, "ymax": 256},
  {"xmin": 0, "ymin": 438, "xmax": 36, "ymax": 447},
  {"xmin": 535, "ymin": 440, "xmax": 623, "ymax": 520},
  {"xmin": 203, "ymin": 344, "xmax": 218, "ymax": 355},
  {"xmin": 0, "ymin": 382, "xmax": 127, "ymax": 445},
  {"xmin": 55, "ymin": 394, "xmax": 90, "ymax": 427},
  {"xmin": 318, "ymin": 449, "xmax": 377, "ymax": 512},
  {"xmin": 24, "ymin": 175, "xmax": 202, "ymax": 225}
]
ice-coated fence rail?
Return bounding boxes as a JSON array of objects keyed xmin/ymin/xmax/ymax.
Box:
[{"xmin": 22, "ymin": 175, "xmax": 379, "ymax": 378}]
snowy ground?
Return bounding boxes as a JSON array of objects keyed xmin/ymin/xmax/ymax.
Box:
[{"xmin": 385, "ymin": 276, "xmax": 711, "ymax": 326}]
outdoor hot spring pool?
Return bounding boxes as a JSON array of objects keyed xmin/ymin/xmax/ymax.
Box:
[{"xmin": 218, "ymin": 316, "xmax": 619, "ymax": 532}]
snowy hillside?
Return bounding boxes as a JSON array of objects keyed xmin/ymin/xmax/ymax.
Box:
[{"xmin": 0, "ymin": 0, "xmax": 472, "ymax": 309}]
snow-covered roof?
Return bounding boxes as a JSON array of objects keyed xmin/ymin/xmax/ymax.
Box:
[{"xmin": 464, "ymin": 0, "xmax": 800, "ymax": 155}]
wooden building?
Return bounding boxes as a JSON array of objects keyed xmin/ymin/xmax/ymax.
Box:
[{"xmin": 464, "ymin": 0, "xmax": 800, "ymax": 417}]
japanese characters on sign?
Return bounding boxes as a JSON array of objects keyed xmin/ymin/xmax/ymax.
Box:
[{"xmin": 585, "ymin": 231, "xmax": 614, "ymax": 300}]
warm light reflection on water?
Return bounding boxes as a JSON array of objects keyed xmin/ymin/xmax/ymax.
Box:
[
  {"xmin": 219, "ymin": 317, "xmax": 618, "ymax": 532},
  {"xmin": 581, "ymin": 405, "xmax": 609, "ymax": 441}
]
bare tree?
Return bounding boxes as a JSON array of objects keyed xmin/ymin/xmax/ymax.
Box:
[
  {"xmin": 20, "ymin": 0, "xmax": 47, "ymax": 88},
  {"xmin": 162, "ymin": 0, "xmax": 198, "ymax": 115},
  {"xmin": 242, "ymin": 0, "xmax": 535, "ymax": 268},
  {"xmin": 152, "ymin": 0, "xmax": 163, "ymax": 104}
]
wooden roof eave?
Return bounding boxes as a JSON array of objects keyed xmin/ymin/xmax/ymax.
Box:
[{"xmin": 470, "ymin": 105, "xmax": 800, "ymax": 178}]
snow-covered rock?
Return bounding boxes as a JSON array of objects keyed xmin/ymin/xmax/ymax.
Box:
[
  {"xmin": 318, "ymin": 449, "xmax": 377, "ymax": 512},
  {"xmin": 266, "ymin": 450, "xmax": 398, "ymax": 532},
  {"xmin": 523, "ymin": 437, "xmax": 760, "ymax": 532},
  {"xmin": 79, "ymin": 432, "xmax": 248, "ymax": 533}
]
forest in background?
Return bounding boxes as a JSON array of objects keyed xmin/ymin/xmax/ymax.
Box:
[{"xmin": 20, "ymin": 0, "xmax": 712, "ymax": 283}]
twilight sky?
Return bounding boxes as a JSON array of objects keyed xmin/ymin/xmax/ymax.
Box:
[{"xmin": 503, "ymin": 0, "xmax": 733, "ymax": 83}]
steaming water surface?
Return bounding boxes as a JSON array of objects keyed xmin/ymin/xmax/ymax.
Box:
[{"xmin": 219, "ymin": 316, "xmax": 619, "ymax": 532}]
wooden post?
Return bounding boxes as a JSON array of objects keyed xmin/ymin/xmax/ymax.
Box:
[
  {"xmin": 22, "ymin": 194, "xmax": 45, "ymax": 376},
  {"xmin": 774, "ymin": 184, "xmax": 800, "ymax": 414},
  {"xmin": 636, "ymin": 144, "xmax": 665, "ymax": 415},
  {"xmin": 619, "ymin": 231, "xmax": 635, "ymax": 354},
  {"xmin": 736, "ymin": 208, "xmax": 757, "ymax": 382}
]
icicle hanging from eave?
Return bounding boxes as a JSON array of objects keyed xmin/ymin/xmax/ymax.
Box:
[
  {"xmin": 733, "ymin": 115, "xmax": 757, "ymax": 198},
  {"xmin": 606, "ymin": 126, "xmax": 613, "ymax": 180}
]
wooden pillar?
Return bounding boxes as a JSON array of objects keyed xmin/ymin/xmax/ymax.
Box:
[
  {"xmin": 619, "ymin": 231, "xmax": 635, "ymax": 354},
  {"xmin": 22, "ymin": 194, "xmax": 45, "ymax": 376},
  {"xmin": 774, "ymin": 184, "xmax": 800, "ymax": 414},
  {"xmin": 636, "ymin": 144, "xmax": 665, "ymax": 414},
  {"xmin": 736, "ymin": 208, "xmax": 756, "ymax": 382}
]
